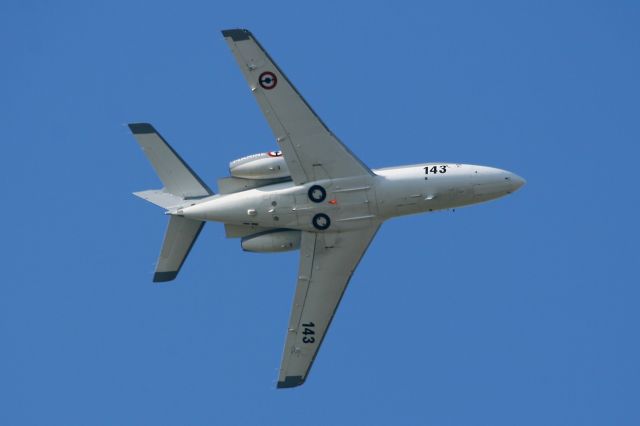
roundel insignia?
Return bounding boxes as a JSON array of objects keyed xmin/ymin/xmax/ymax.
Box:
[
  {"xmin": 267, "ymin": 150, "xmax": 282, "ymax": 157},
  {"xmin": 258, "ymin": 71, "xmax": 277, "ymax": 90},
  {"xmin": 308, "ymin": 185, "xmax": 327, "ymax": 203},
  {"xmin": 312, "ymin": 213, "xmax": 331, "ymax": 231}
]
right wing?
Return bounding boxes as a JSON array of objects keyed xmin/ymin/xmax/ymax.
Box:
[
  {"xmin": 221, "ymin": 29, "xmax": 373, "ymax": 185},
  {"xmin": 278, "ymin": 225, "xmax": 380, "ymax": 388}
]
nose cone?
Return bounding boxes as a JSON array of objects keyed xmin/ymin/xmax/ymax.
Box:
[
  {"xmin": 509, "ymin": 173, "xmax": 526, "ymax": 192},
  {"xmin": 472, "ymin": 166, "xmax": 526, "ymax": 202}
]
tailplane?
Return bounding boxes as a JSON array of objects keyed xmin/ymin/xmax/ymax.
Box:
[
  {"xmin": 153, "ymin": 216, "xmax": 204, "ymax": 282},
  {"xmin": 129, "ymin": 123, "xmax": 213, "ymax": 198},
  {"xmin": 129, "ymin": 123, "xmax": 211, "ymax": 282}
]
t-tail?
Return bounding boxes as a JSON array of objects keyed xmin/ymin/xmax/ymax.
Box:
[{"xmin": 128, "ymin": 123, "xmax": 213, "ymax": 282}]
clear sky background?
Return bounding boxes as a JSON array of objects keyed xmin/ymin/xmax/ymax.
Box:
[{"xmin": 2, "ymin": 1, "xmax": 639, "ymax": 425}]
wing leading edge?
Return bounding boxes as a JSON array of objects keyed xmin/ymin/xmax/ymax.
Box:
[
  {"xmin": 221, "ymin": 29, "xmax": 373, "ymax": 185},
  {"xmin": 278, "ymin": 225, "xmax": 380, "ymax": 388}
]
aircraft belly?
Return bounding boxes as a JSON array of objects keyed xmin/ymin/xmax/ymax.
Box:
[
  {"xmin": 260, "ymin": 192, "xmax": 297, "ymax": 228},
  {"xmin": 183, "ymin": 176, "xmax": 381, "ymax": 232},
  {"xmin": 291, "ymin": 198, "xmax": 376, "ymax": 232},
  {"xmin": 290, "ymin": 177, "xmax": 378, "ymax": 232}
]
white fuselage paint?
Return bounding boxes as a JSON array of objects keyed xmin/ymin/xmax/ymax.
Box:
[{"xmin": 178, "ymin": 163, "xmax": 525, "ymax": 232}]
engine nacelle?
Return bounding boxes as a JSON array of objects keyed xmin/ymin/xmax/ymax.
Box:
[
  {"xmin": 229, "ymin": 151, "xmax": 290, "ymax": 180},
  {"xmin": 241, "ymin": 230, "xmax": 301, "ymax": 253}
]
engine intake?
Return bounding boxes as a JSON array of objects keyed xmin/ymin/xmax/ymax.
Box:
[
  {"xmin": 241, "ymin": 229, "xmax": 301, "ymax": 253},
  {"xmin": 229, "ymin": 151, "xmax": 290, "ymax": 179}
]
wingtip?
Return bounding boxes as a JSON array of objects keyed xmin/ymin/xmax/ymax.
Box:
[
  {"xmin": 128, "ymin": 123, "xmax": 156, "ymax": 134},
  {"xmin": 276, "ymin": 375, "xmax": 305, "ymax": 389},
  {"xmin": 221, "ymin": 28, "xmax": 251, "ymax": 41},
  {"xmin": 153, "ymin": 271, "xmax": 178, "ymax": 282}
]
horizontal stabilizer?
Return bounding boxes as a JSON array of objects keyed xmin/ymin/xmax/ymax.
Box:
[
  {"xmin": 154, "ymin": 216, "xmax": 204, "ymax": 282},
  {"xmin": 129, "ymin": 123, "xmax": 213, "ymax": 198}
]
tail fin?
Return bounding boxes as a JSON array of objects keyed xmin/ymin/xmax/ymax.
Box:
[
  {"xmin": 129, "ymin": 123, "xmax": 213, "ymax": 198},
  {"xmin": 129, "ymin": 123, "xmax": 211, "ymax": 282}
]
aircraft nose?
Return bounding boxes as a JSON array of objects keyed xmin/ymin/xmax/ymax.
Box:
[{"xmin": 508, "ymin": 173, "xmax": 526, "ymax": 192}]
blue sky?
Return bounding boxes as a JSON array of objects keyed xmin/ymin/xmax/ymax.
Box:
[{"xmin": 1, "ymin": 1, "xmax": 639, "ymax": 425}]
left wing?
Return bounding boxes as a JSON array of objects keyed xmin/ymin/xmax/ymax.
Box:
[
  {"xmin": 221, "ymin": 29, "xmax": 373, "ymax": 185},
  {"xmin": 278, "ymin": 225, "xmax": 380, "ymax": 388}
]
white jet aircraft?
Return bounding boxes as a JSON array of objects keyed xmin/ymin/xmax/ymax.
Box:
[{"xmin": 130, "ymin": 29, "xmax": 525, "ymax": 388}]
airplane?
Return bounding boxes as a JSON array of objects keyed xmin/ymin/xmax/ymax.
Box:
[{"xmin": 129, "ymin": 28, "xmax": 525, "ymax": 388}]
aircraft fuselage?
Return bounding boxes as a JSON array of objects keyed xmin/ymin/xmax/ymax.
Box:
[{"xmin": 179, "ymin": 163, "xmax": 525, "ymax": 232}]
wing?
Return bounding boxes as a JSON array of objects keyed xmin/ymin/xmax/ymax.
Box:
[
  {"xmin": 277, "ymin": 225, "xmax": 380, "ymax": 388},
  {"xmin": 221, "ymin": 29, "xmax": 373, "ymax": 185}
]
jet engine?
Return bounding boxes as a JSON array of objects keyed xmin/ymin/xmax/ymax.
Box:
[
  {"xmin": 229, "ymin": 151, "xmax": 290, "ymax": 179},
  {"xmin": 241, "ymin": 230, "xmax": 301, "ymax": 253}
]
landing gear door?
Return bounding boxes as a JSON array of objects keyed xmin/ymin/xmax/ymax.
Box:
[{"xmin": 265, "ymin": 192, "xmax": 296, "ymax": 228}]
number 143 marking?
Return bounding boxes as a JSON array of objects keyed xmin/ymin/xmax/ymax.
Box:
[
  {"xmin": 302, "ymin": 322, "xmax": 315, "ymax": 344},
  {"xmin": 424, "ymin": 165, "xmax": 448, "ymax": 175}
]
